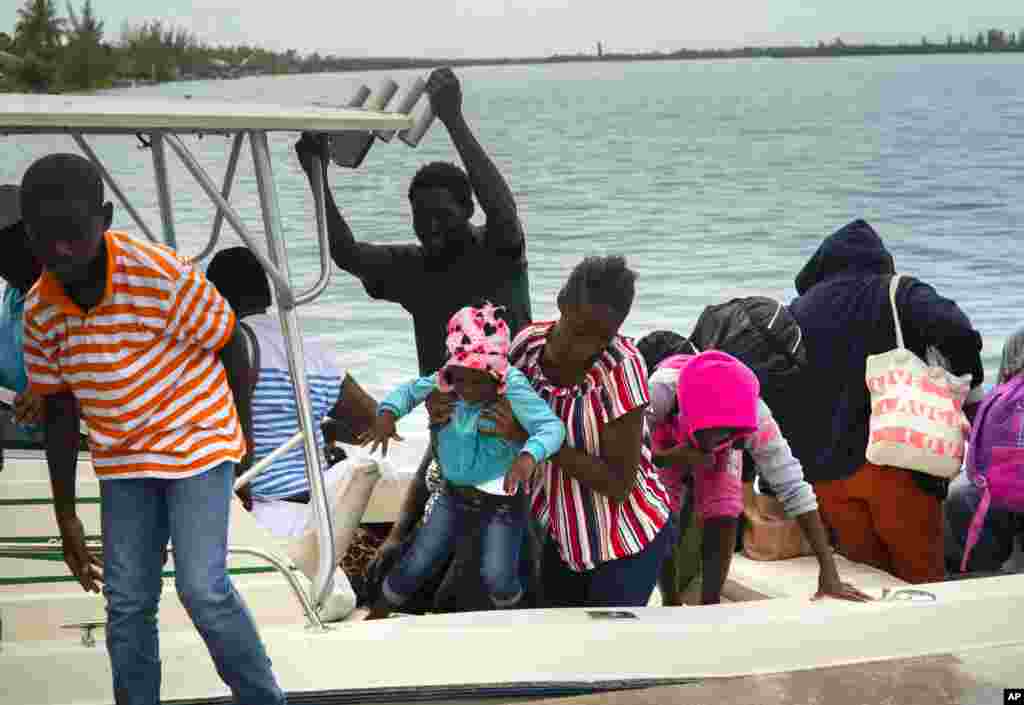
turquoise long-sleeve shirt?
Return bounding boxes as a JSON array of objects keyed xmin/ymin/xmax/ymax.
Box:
[{"xmin": 379, "ymin": 366, "xmax": 566, "ymax": 488}]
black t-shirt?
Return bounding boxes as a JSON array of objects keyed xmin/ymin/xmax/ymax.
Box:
[
  {"xmin": 360, "ymin": 221, "xmax": 532, "ymax": 375},
  {"xmin": 0, "ymin": 220, "xmax": 35, "ymax": 292}
]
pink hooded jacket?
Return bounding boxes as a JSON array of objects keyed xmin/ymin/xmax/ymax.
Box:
[{"xmin": 651, "ymin": 351, "xmax": 760, "ymax": 517}]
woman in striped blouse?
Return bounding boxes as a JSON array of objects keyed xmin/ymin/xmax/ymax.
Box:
[{"xmin": 501, "ymin": 256, "xmax": 674, "ymax": 607}]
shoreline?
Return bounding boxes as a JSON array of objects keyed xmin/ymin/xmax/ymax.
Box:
[
  {"xmin": 7, "ymin": 44, "xmax": 1024, "ymax": 95},
  {"xmin": 185, "ymin": 45, "xmax": 1024, "ymax": 79}
]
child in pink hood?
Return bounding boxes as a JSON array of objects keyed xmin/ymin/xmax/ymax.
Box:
[
  {"xmin": 655, "ymin": 351, "xmax": 758, "ymax": 520},
  {"xmin": 647, "ymin": 350, "xmax": 870, "ymax": 605}
]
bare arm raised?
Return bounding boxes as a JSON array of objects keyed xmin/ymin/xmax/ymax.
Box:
[
  {"xmin": 294, "ymin": 134, "xmax": 409, "ymax": 285},
  {"xmin": 427, "ymin": 68, "xmax": 523, "ymax": 254}
]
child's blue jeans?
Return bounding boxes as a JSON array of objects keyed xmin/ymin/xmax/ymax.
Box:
[{"xmin": 383, "ymin": 482, "xmax": 526, "ymax": 608}]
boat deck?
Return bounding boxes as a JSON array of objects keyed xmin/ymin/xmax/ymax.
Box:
[{"xmin": 723, "ymin": 551, "xmax": 908, "ymax": 601}]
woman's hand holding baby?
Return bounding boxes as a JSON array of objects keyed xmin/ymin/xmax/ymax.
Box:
[
  {"xmin": 425, "ymin": 389, "xmax": 456, "ymax": 426},
  {"xmin": 480, "ymin": 396, "xmax": 529, "ymax": 444}
]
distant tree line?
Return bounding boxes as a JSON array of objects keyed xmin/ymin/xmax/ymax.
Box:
[
  {"xmin": 0, "ymin": 0, "xmax": 318, "ymax": 92},
  {"xmin": 774, "ymin": 28, "xmax": 1024, "ymax": 58},
  {"xmin": 560, "ymin": 28, "xmax": 1024, "ymax": 62},
  {"xmin": 2, "ymin": 0, "xmax": 1022, "ymax": 94}
]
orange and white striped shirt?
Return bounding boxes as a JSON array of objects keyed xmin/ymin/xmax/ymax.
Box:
[{"xmin": 22, "ymin": 230, "xmax": 245, "ymax": 480}]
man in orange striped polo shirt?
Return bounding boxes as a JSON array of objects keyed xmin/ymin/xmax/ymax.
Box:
[{"xmin": 20, "ymin": 154, "xmax": 286, "ymax": 705}]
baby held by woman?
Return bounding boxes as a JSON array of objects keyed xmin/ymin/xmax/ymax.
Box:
[{"xmin": 363, "ymin": 303, "xmax": 565, "ymax": 617}]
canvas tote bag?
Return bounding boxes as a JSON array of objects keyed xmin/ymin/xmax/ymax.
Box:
[
  {"xmin": 864, "ymin": 274, "xmax": 972, "ymax": 478},
  {"xmin": 740, "ymin": 480, "xmax": 813, "ymax": 561}
]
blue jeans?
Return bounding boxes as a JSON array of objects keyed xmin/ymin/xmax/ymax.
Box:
[
  {"xmin": 541, "ymin": 519, "xmax": 675, "ymax": 608},
  {"xmin": 101, "ymin": 462, "xmax": 285, "ymax": 705},
  {"xmin": 384, "ymin": 485, "xmax": 526, "ymax": 608}
]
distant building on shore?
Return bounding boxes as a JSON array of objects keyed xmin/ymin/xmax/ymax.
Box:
[{"xmin": 597, "ymin": 42, "xmax": 604, "ymax": 58}]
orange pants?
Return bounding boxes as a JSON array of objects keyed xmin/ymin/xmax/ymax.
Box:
[{"xmin": 814, "ymin": 463, "xmax": 944, "ymax": 584}]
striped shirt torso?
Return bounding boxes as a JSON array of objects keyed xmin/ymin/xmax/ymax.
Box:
[
  {"xmin": 509, "ymin": 321, "xmax": 670, "ymax": 572},
  {"xmin": 243, "ymin": 313, "xmax": 344, "ymax": 500},
  {"xmin": 22, "ymin": 231, "xmax": 245, "ymax": 479}
]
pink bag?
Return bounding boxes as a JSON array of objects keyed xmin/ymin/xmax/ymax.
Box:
[{"xmin": 960, "ymin": 375, "xmax": 1024, "ymax": 571}]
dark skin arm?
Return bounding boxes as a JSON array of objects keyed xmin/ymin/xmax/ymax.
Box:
[
  {"xmin": 218, "ymin": 322, "xmax": 255, "ymax": 508},
  {"xmin": 551, "ymin": 408, "xmax": 645, "ymax": 504},
  {"xmin": 364, "ymin": 458, "xmax": 432, "ymax": 587},
  {"xmin": 427, "ymin": 68, "xmax": 522, "ymax": 251},
  {"xmin": 476, "ymin": 396, "xmax": 643, "ymax": 503},
  {"xmin": 697, "ymin": 499, "xmax": 871, "ymax": 605},
  {"xmin": 44, "ymin": 391, "xmax": 102, "ymax": 593},
  {"xmin": 388, "ymin": 462, "xmax": 432, "ymax": 542},
  {"xmin": 692, "ymin": 470, "xmax": 872, "ymax": 603},
  {"xmin": 799, "ymin": 510, "xmax": 873, "ymax": 601},
  {"xmin": 0, "ymin": 220, "xmax": 43, "ymax": 294},
  {"xmin": 652, "ymin": 443, "xmax": 711, "ymax": 470},
  {"xmin": 324, "ymin": 374, "xmax": 379, "ymax": 445},
  {"xmin": 650, "ymin": 444, "xmax": 737, "ymax": 605},
  {"xmin": 701, "ymin": 517, "xmax": 738, "ymax": 605},
  {"xmin": 700, "ymin": 512, "xmax": 873, "ymax": 605},
  {"xmin": 650, "ymin": 442, "xmax": 736, "ymax": 605},
  {"xmin": 479, "ymin": 396, "xmax": 528, "ymax": 444},
  {"xmin": 294, "ymin": 133, "xmax": 397, "ymax": 280}
]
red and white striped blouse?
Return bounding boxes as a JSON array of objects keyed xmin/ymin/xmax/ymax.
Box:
[{"xmin": 509, "ymin": 321, "xmax": 670, "ymax": 572}]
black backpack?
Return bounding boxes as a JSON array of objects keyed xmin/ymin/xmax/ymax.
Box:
[
  {"xmin": 689, "ymin": 296, "xmax": 807, "ymax": 414},
  {"xmin": 689, "ymin": 297, "xmax": 809, "ymax": 488}
]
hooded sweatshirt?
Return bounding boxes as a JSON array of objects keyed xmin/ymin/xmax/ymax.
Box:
[
  {"xmin": 648, "ymin": 354, "xmax": 819, "ymax": 518},
  {"xmin": 675, "ymin": 351, "xmax": 761, "ymax": 439},
  {"xmin": 648, "ymin": 352, "xmax": 757, "ymax": 519},
  {"xmin": 787, "ymin": 219, "xmax": 984, "ymax": 485}
]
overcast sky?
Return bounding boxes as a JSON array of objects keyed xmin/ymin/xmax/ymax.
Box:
[{"xmin": 3, "ymin": 0, "xmax": 1023, "ymax": 58}]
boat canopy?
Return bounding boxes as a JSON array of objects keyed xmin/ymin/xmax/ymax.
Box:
[
  {"xmin": 0, "ymin": 93, "xmax": 414, "ymax": 614},
  {"xmin": 0, "ymin": 93, "xmax": 411, "ymax": 134}
]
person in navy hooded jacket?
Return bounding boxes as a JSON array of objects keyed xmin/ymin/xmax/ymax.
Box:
[{"xmin": 787, "ymin": 219, "xmax": 983, "ymax": 584}]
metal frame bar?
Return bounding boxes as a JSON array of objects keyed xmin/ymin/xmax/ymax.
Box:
[
  {"xmin": 163, "ymin": 132, "xmax": 294, "ymax": 306},
  {"xmin": 234, "ymin": 431, "xmax": 304, "ymax": 490},
  {"xmin": 150, "ymin": 133, "xmax": 177, "ymax": 249},
  {"xmin": 249, "ymin": 131, "xmax": 336, "ymax": 611},
  {"xmin": 71, "ymin": 133, "xmax": 160, "ymax": 244},
  {"xmin": 296, "ymin": 151, "xmax": 333, "ymax": 306},
  {"xmin": 228, "ymin": 546, "xmax": 326, "ymax": 630},
  {"xmin": 191, "ymin": 132, "xmax": 245, "ymax": 265},
  {"xmin": 0, "ymin": 541, "xmax": 327, "ymax": 631},
  {"xmin": 2, "ymin": 128, "xmax": 243, "ymax": 136}
]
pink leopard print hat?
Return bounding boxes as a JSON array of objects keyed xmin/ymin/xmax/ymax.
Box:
[{"xmin": 438, "ymin": 302, "xmax": 511, "ymax": 395}]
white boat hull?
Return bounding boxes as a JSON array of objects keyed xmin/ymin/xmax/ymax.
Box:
[
  {"xmin": 3, "ymin": 574, "xmax": 1023, "ymax": 704},
  {"xmin": 3, "ymin": 452, "xmax": 1022, "ymax": 705}
]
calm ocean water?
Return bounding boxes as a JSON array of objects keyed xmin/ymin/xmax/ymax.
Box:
[{"xmin": 3, "ymin": 56, "xmax": 1022, "ymax": 472}]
